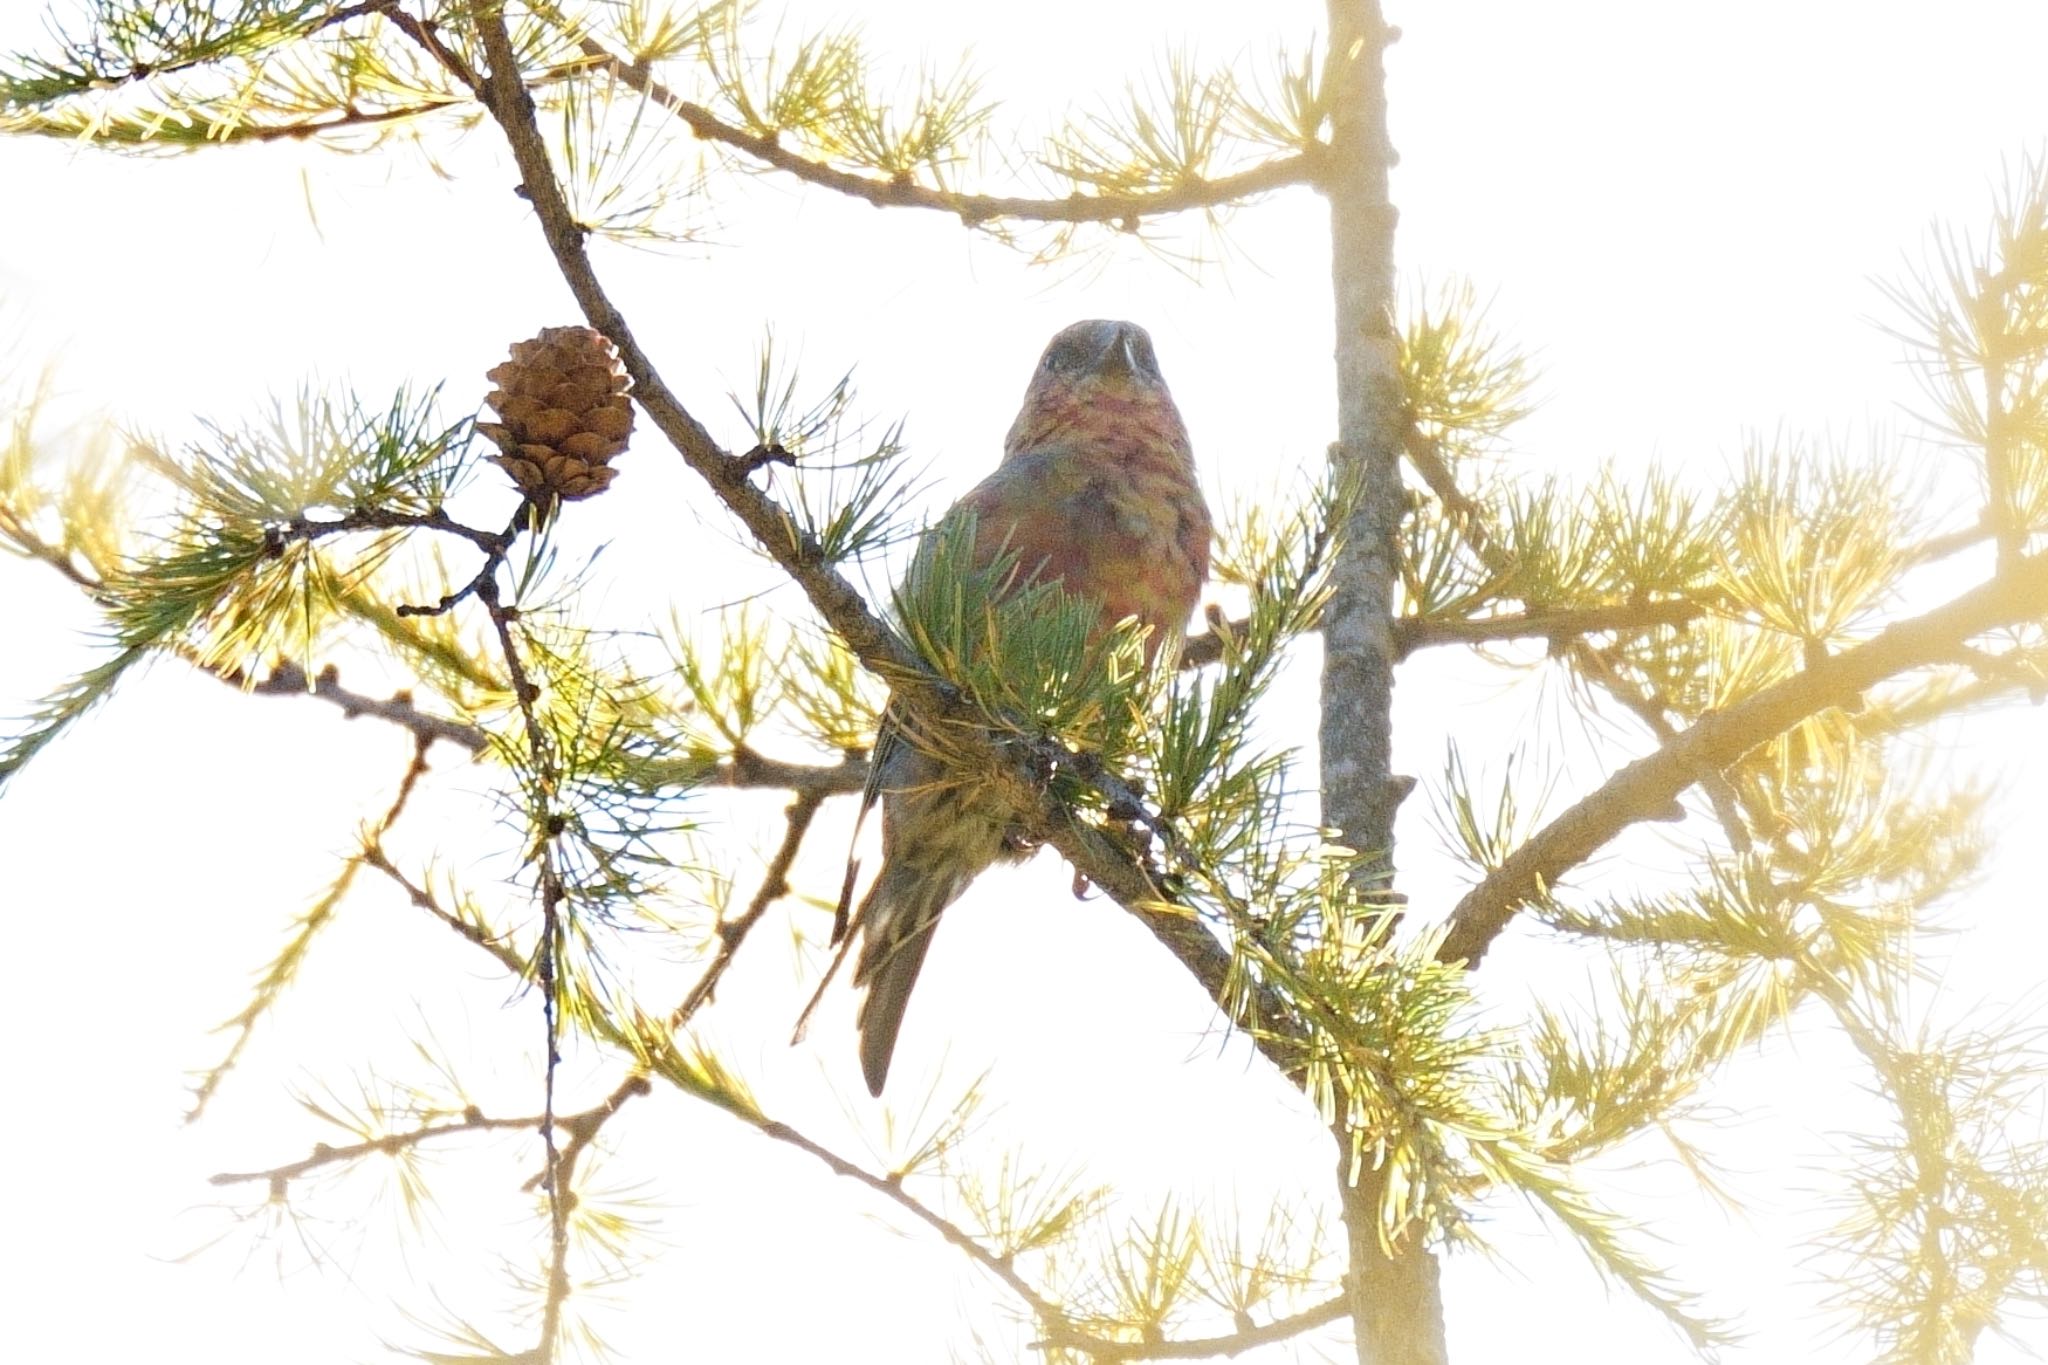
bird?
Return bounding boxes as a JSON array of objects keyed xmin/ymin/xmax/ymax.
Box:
[{"xmin": 839, "ymin": 319, "xmax": 1212, "ymax": 1095}]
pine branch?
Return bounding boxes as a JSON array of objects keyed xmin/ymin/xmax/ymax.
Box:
[
  {"xmin": 739, "ymin": 1077, "xmax": 1351, "ymax": 1361},
  {"xmin": 0, "ymin": 0, "xmax": 381, "ymax": 102},
  {"xmin": 568, "ymin": 36, "xmax": 1321, "ymax": 229},
  {"xmin": 211, "ymin": 1064, "xmax": 649, "ymax": 1365},
  {"xmin": 1909, "ymin": 517, "xmax": 1996, "ymax": 566},
  {"xmin": 1441, "ymin": 552, "xmax": 2048, "ymax": 966},
  {"xmin": 1399, "ymin": 427, "xmax": 1767, "ymax": 849}
]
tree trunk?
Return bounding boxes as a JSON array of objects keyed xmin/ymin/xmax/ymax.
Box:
[{"xmin": 1319, "ymin": 2, "xmax": 1450, "ymax": 1361}]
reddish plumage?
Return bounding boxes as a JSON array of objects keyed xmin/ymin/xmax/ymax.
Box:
[{"xmin": 842, "ymin": 320, "xmax": 1212, "ymax": 1094}]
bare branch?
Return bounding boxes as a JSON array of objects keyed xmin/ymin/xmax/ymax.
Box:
[
  {"xmin": 1441, "ymin": 553, "xmax": 2048, "ymax": 966},
  {"xmin": 671, "ymin": 788, "xmax": 826, "ymax": 1028},
  {"xmin": 1039, "ymin": 1293, "xmax": 1347, "ymax": 1361},
  {"xmin": 233, "ymin": 664, "xmax": 872, "ymax": 796},
  {"xmin": 243, "ymin": 660, "xmax": 488, "ymax": 754},
  {"xmin": 1391, "ymin": 599, "xmax": 1707, "ymax": 658},
  {"xmin": 210, "ymin": 1069, "xmax": 651, "ymax": 1201},
  {"xmin": 190, "ymin": 99, "xmax": 462, "ymax": 143},
  {"xmin": 212, "ymin": 1105, "xmax": 533, "ymax": 1192},
  {"xmin": 362, "ymin": 841, "xmax": 521, "ymax": 968},
  {"xmin": 1402, "ymin": 427, "xmax": 1504, "ymax": 570},
  {"xmin": 1908, "ymin": 517, "xmax": 1995, "ymax": 566},
  {"xmin": 1569, "ymin": 642, "xmax": 1752, "ymax": 851},
  {"xmin": 720, "ymin": 747, "xmax": 867, "ymax": 797},
  {"xmin": 1181, "ymin": 580, "xmax": 1711, "ymax": 671}
]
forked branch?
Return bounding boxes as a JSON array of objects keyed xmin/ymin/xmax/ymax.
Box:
[{"xmin": 1441, "ymin": 553, "xmax": 2048, "ymax": 965}]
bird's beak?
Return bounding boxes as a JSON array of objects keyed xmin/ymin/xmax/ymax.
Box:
[{"xmin": 1094, "ymin": 327, "xmax": 1140, "ymax": 381}]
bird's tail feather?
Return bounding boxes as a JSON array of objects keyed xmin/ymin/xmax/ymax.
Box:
[{"xmin": 854, "ymin": 863, "xmax": 961, "ymax": 1095}]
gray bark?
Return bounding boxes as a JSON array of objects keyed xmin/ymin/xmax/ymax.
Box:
[{"xmin": 1319, "ymin": 2, "xmax": 1451, "ymax": 1361}]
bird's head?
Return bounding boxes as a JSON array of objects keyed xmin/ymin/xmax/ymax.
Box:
[{"xmin": 1003, "ymin": 319, "xmax": 1189, "ymax": 462}]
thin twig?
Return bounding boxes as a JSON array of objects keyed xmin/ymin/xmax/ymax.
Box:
[
  {"xmin": 212, "ymin": 1107, "xmax": 535, "ymax": 1192},
  {"xmin": 1182, "ymin": 600, "xmax": 1711, "ymax": 671},
  {"xmin": 531, "ymin": 1073, "xmax": 654, "ymax": 1195},
  {"xmin": 363, "ymin": 841, "xmax": 520, "ymax": 966},
  {"xmin": 202, "ymin": 99, "xmax": 463, "ymax": 143},
  {"xmin": 210, "ymin": 1070, "xmax": 651, "ymax": 1199},
  {"xmin": 266, "ymin": 502, "xmax": 512, "ymax": 557},
  {"xmin": 473, "ymin": 563, "xmax": 574, "ymax": 1344},
  {"xmin": 672, "ymin": 788, "xmax": 825, "ymax": 1028},
  {"xmin": 368, "ymin": 0, "xmax": 483, "ymax": 91},
  {"xmin": 1038, "ymin": 1293, "xmax": 1349, "ymax": 1360},
  {"xmin": 1976, "ymin": 285, "xmax": 2023, "ymax": 576},
  {"xmin": 185, "ymin": 736, "xmax": 435, "ymax": 1122},
  {"xmin": 1391, "ymin": 599, "xmax": 1708, "ymax": 659},
  {"xmin": 1573, "ymin": 642, "xmax": 1751, "ymax": 851},
  {"xmin": 0, "ymin": 517, "xmax": 106, "ymax": 593},
  {"xmin": 241, "ymin": 661, "xmax": 488, "ymax": 753},
  {"xmin": 393, "ymin": 500, "xmax": 529, "ymax": 617},
  {"xmin": 234, "ymin": 664, "xmax": 879, "ymax": 793}
]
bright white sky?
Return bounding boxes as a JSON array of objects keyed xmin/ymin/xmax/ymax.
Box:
[{"xmin": 2, "ymin": 2, "xmax": 2046, "ymax": 1363}]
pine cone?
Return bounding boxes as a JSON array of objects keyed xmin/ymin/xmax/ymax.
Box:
[{"xmin": 476, "ymin": 326, "xmax": 635, "ymax": 502}]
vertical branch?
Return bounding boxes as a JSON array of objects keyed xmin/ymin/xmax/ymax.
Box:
[
  {"xmin": 1320, "ymin": 4, "xmax": 1449, "ymax": 1363},
  {"xmin": 479, "ymin": 580, "xmax": 571, "ymax": 1349},
  {"xmin": 1976, "ymin": 290, "xmax": 2021, "ymax": 576},
  {"xmin": 1320, "ymin": 6, "xmax": 1406, "ymax": 889}
]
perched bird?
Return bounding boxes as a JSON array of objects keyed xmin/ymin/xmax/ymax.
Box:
[{"xmin": 842, "ymin": 319, "xmax": 1212, "ymax": 1095}]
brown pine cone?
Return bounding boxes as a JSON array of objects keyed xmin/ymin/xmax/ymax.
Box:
[{"xmin": 476, "ymin": 325, "xmax": 635, "ymax": 502}]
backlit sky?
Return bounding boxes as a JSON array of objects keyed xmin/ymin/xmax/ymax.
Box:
[{"xmin": 2, "ymin": 2, "xmax": 2045, "ymax": 1362}]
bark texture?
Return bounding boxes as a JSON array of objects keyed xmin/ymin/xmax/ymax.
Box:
[{"xmin": 1320, "ymin": 3, "xmax": 1451, "ymax": 1362}]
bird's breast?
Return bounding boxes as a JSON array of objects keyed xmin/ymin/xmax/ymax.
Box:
[{"xmin": 970, "ymin": 451, "xmax": 1210, "ymax": 659}]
